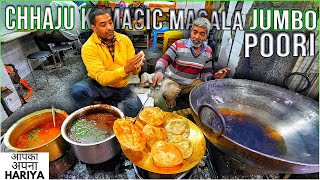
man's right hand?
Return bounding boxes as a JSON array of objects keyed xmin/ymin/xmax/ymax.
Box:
[
  {"xmin": 152, "ymin": 71, "xmax": 164, "ymax": 87},
  {"xmin": 124, "ymin": 51, "xmax": 145, "ymax": 74}
]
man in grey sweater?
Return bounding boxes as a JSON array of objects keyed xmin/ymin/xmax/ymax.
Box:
[{"xmin": 152, "ymin": 17, "xmax": 229, "ymax": 109}]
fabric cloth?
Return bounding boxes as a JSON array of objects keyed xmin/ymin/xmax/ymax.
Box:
[
  {"xmin": 155, "ymin": 38, "xmax": 214, "ymax": 85},
  {"xmin": 50, "ymin": 1, "xmax": 81, "ymax": 40},
  {"xmin": 34, "ymin": 30, "xmax": 71, "ymax": 55},
  {"xmin": 71, "ymin": 78, "xmax": 142, "ymax": 117},
  {"xmin": 152, "ymin": 78, "xmax": 202, "ymax": 111},
  {"xmin": 34, "ymin": 1, "xmax": 81, "ymax": 55},
  {"xmin": 81, "ymin": 32, "xmax": 140, "ymax": 88},
  {"xmin": 100, "ymin": 37, "xmax": 116, "ymax": 60}
]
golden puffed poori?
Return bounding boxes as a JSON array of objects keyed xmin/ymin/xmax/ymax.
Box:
[
  {"xmin": 151, "ymin": 141, "xmax": 183, "ymax": 168},
  {"xmin": 126, "ymin": 117, "xmax": 146, "ymax": 130},
  {"xmin": 165, "ymin": 119, "xmax": 190, "ymax": 138},
  {"xmin": 142, "ymin": 124, "xmax": 167, "ymax": 147},
  {"xmin": 169, "ymin": 135, "xmax": 193, "ymax": 159},
  {"xmin": 138, "ymin": 107, "xmax": 165, "ymax": 126},
  {"xmin": 113, "ymin": 118, "xmax": 146, "ymax": 151}
]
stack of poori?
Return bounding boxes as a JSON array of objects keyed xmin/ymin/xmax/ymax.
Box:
[{"xmin": 113, "ymin": 107, "xmax": 193, "ymax": 168}]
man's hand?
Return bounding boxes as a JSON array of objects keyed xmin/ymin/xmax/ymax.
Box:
[
  {"xmin": 124, "ymin": 51, "xmax": 145, "ymax": 74},
  {"xmin": 152, "ymin": 71, "xmax": 164, "ymax": 87},
  {"xmin": 214, "ymin": 68, "xmax": 230, "ymax": 79},
  {"xmin": 133, "ymin": 19, "xmax": 143, "ymax": 25},
  {"xmin": 137, "ymin": 19, "xmax": 143, "ymax": 25}
]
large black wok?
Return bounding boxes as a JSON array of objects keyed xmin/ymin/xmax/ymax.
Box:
[{"xmin": 189, "ymin": 79, "xmax": 319, "ymax": 174}]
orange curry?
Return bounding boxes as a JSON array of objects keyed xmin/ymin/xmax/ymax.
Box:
[{"xmin": 15, "ymin": 118, "xmax": 64, "ymax": 149}]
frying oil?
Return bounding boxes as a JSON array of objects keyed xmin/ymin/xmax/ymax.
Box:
[{"xmin": 209, "ymin": 103, "xmax": 287, "ymax": 158}]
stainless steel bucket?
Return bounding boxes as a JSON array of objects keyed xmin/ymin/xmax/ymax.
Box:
[{"xmin": 61, "ymin": 104, "xmax": 124, "ymax": 164}]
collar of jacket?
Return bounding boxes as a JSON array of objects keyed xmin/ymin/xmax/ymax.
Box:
[{"xmin": 92, "ymin": 32, "xmax": 122, "ymax": 45}]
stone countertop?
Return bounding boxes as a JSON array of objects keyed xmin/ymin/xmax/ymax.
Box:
[{"xmin": 57, "ymin": 149, "xmax": 217, "ymax": 179}]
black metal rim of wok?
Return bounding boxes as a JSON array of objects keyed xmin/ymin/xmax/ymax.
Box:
[
  {"xmin": 198, "ymin": 103, "xmax": 226, "ymax": 137},
  {"xmin": 189, "ymin": 79, "xmax": 319, "ymax": 168},
  {"xmin": 282, "ymin": 72, "xmax": 312, "ymax": 93}
]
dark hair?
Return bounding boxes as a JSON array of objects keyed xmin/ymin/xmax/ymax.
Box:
[{"xmin": 89, "ymin": 8, "xmax": 109, "ymax": 26}]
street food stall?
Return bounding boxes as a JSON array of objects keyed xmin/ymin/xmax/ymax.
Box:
[{"xmin": 0, "ymin": 1, "xmax": 319, "ymax": 179}]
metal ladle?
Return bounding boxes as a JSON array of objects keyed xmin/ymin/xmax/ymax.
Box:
[{"xmin": 52, "ymin": 105, "xmax": 56, "ymax": 127}]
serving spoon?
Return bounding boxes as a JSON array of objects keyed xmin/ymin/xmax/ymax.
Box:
[{"xmin": 52, "ymin": 105, "xmax": 56, "ymax": 127}]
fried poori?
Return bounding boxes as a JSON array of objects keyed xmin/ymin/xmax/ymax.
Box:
[
  {"xmin": 169, "ymin": 135, "xmax": 193, "ymax": 159},
  {"xmin": 126, "ymin": 117, "xmax": 146, "ymax": 130},
  {"xmin": 142, "ymin": 124, "xmax": 167, "ymax": 147},
  {"xmin": 165, "ymin": 119, "xmax": 190, "ymax": 138},
  {"xmin": 113, "ymin": 118, "xmax": 146, "ymax": 151},
  {"xmin": 138, "ymin": 107, "xmax": 165, "ymax": 126},
  {"xmin": 151, "ymin": 141, "xmax": 183, "ymax": 168}
]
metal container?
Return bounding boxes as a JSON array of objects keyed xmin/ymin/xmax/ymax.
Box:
[
  {"xmin": 189, "ymin": 79, "xmax": 319, "ymax": 174},
  {"xmin": 134, "ymin": 164, "xmax": 191, "ymax": 179},
  {"xmin": 61, "ymin": 104, "xmax": 124, "ymax": 164},
  {"xmin": 3, "ymin": 109, "xmax": 69, "ymax": 162}
]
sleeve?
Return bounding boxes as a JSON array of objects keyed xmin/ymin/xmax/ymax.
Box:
[
  {"xmin": 200, "ymin": 47, "xmax": 214, "ymax": 81},
  {"xmin": 82, "ymin": 45, "xmax": 128, "ymax": 86},
  {"xmin": 154, "ymin": 41, "xmax": 178, "ymax": 73}
]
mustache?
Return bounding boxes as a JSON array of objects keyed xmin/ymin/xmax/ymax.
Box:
[
  {"xmin": 106, "ymin": 30, "xmax": 114, "ymax": 34},
  {"xmin": 191, "ymin": 38, "xmax": 201, "ymax": 43}
]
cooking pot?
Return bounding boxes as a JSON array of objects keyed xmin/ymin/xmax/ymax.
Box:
[
  {"xmin": 3, "ymin": 109, "xmax": 69, "ymax": 162},
  {"xmin": 189, "ymin": 79, "xmax": 319, "ymax": 174},
  {"xmin": 61, "ymin": 104, "xmax": 123, "ymax": 164},
  {"xmin": 133, "ymin": 164, "xmax": 191, "ymax": 179}
]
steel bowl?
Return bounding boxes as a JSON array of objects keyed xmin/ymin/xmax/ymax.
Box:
[
  {"xmin": 3, "ymin": 109, "xmax": 69, "ymax": 162},
  {"xmin": 61, "ymin": 104, "xmax": 124, "ymax": 164}
]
